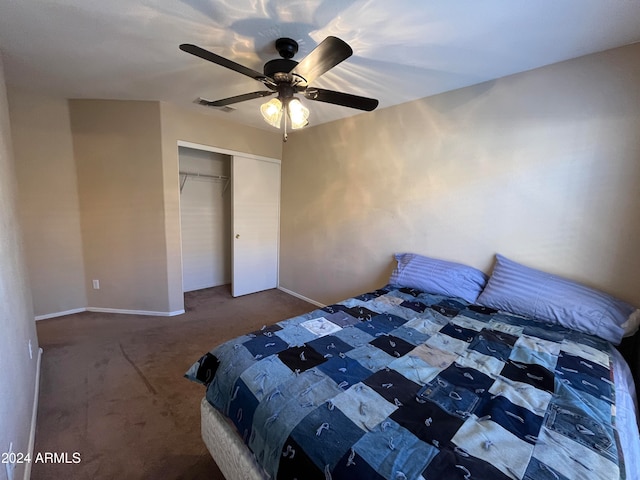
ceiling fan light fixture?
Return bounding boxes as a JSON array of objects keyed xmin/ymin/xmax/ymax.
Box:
[
  {"xmin": 287, "ymin": 98, "xmax": 309, "ymax": 129},
  {"xmin": 260, "ymin": 98, "xmax": 283, "ymax": 128}
]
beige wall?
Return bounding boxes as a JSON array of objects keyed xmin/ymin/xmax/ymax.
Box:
[
  {"xmin": 0, "ymin": 53, "xmax": 40, "ymax": 480},
  {"xmin": 12, "ymin": 43, "xmax": 640, "ymax": 316},
  {"xmin": 69, "ymin": 100, "xmax": 171, "ymax": 313},
  {"xmin": 9, "ymin": 97, "xmax": 280, "ymax": 317},
  {"xmin": 9, "ymin": 88, "xmax": 86, "ymax": 318},
  {"xmin": 280, "ymin": 43, "xmax": 640, "ymax": 307},
  {"xmin": 159, "ymin": 102, "xmax": 282, "ymax": 312}
]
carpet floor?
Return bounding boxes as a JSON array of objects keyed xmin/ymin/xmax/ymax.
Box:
[{"xmin": 32, "ymin": 286, "xmax": 314, "ymax": 479}]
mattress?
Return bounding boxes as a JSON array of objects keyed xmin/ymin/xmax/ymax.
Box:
[{"xmin": 189, "ymin": 285, "xmax": 640, "ymax": 479}]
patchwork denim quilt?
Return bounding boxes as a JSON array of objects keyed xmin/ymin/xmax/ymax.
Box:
[{"xmin": 186, "ymin": 286, "xmax": 627, "ymax": 480}]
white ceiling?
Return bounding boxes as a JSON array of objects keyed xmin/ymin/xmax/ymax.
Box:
[{"xmin": 1, "ymin": 0, "xmax": 639, "ymax": 131}]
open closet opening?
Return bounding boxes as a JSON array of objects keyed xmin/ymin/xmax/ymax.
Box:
[{"xmin": 178, "ymin": 146, "xmax": 231, "ymax": 293}]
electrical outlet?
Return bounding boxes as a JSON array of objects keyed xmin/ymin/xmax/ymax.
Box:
[
  {"xmin": 92, "ymin": 279, "xmax": 100, "ymax": 290},
  {"xmin": 5, "ymin": 441, "xmax": 15, "ymax": 480}
]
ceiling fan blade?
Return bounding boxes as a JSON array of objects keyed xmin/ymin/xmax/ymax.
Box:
[
  {"xmin": 303, "ymin": 88, "xmax": 379, "ymax": 111},
  {"xmin": 291, "ymin": 37, "xmax": 352, "ymax": 85},
  {"xmin": 180, "ymin": 44, "xmax": 270, "ymax": 83},
  {"xmin": 197, "ymin": 91, "xmax": 275, "ymax": 107}
]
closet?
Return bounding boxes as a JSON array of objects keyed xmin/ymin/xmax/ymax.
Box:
[
  {"xmin": 179, "ymin": 146, "xmax": 231, "ymax": 292},
  {"xmin": 178, "ymin": 142, "xmax": 280, "ymax": 297}
]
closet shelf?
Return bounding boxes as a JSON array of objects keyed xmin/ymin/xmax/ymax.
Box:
[{"xmin": 179, "ymin": 171, "xmax": 230, "ymax": 194}]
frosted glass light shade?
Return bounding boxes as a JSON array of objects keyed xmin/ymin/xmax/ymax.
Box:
[
  {"xmin": 287, "ymin": 98, "xmax": 309, "ymax": 129},
  {"xmin": 260, "ymin": 98, "xmax": 283, "ymax": 128}
]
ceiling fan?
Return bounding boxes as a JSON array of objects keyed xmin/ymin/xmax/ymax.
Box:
[{"xmin": 179, "ymin": 36, "xmax": 379, "ymax": 140}]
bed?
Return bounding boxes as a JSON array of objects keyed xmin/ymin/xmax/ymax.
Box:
[{"xmin": 186, "ymin": 253, "xmax": 640, "ymax": 480}]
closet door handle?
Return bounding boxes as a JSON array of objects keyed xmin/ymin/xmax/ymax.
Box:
[{"xmin": 235, "ymin": 234, "xmax": 240, "ymax": 239}]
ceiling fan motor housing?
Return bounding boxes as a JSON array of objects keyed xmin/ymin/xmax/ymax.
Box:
[{"xmin": 263, "ymin": 58, "xmax": 298, "ymax": 77}]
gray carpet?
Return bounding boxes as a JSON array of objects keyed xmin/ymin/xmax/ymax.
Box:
[{"xmin": 32, "ymin": 286, "xmax": 314, "ymax": 479}]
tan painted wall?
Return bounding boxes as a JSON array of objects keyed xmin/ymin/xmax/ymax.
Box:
[
  {"xmin": 8, "ymin": 97, "xmax": 280, "ymax": 317},
  {"xmin": 159, "ymin": 102, "xmax": 282, "ymax": 312},
  {"xmin": 0, "ymin": 53, "xmax": 39, "ymax": 480},
  {"xmin": 280, "ymin": 43, "xmax": 640, "ymax": 307},
  {"xmin": 8, "ymin": 88, "xmax": 86, "ymax": 317},
  {"xmin": 69, "ymin": 100, "xmax": 171, "ymax": 313}
]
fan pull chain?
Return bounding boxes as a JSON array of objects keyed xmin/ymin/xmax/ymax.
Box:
[{"xmin": 283, "ymin": 105, "xmax": 288, "ymax": 142}]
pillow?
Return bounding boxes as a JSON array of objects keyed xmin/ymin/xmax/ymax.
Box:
[
  {"xmin": 389, "ymin": 253, "xmax": 488, "ymax": 303},
  {"xmin": 621, "ymin": 310, "xmax": 640, "ymax": 338},
  {"xmin": 476, "ymin": 254, "xmax": 639, "ymax": 344}
]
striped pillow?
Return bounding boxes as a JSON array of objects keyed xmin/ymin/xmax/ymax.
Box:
[
  {"xmin": 476, "ymin": 254, "xmax": 638, "ymax": 344},
  {"xmin": 389, "ymin": 253, "xmax": 488, "ymax": 303}
]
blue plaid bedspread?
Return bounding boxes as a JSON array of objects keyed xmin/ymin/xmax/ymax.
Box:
[{"xmin": 186, "ymin": 286, "xmax": 627, "ymax": 479}]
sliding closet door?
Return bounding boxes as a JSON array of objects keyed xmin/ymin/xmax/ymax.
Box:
[{"xmin": 231, "ymin": 155, "xmax": 280, "ymax": 297}]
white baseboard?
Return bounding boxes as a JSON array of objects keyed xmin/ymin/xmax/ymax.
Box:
[
  {"xmin": 277, "ymin": 286, "xmax": 325, "ymax": 308},
  {"xmin": 36, "ymin": 307, "xmax": 185, "ymax": 320},
  {"xmin": 24, "ymin": 347, "xmax": 43, "ymax": 480},
  {"xmin": 35, "ymin": 307, "xmax": 87, "ymax": 321},
  {"xmin": 87, "ymin": 307, "xmax": 185, "ymax": 317}
]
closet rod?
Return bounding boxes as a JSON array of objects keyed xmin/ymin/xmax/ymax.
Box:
[
  {"xmin": 179, "ymin": 171, "xmax": 230, "ymax": 194},
  {"xmin": 179, "ymin": 171, "xmax": 229, "ymax": 180}
]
